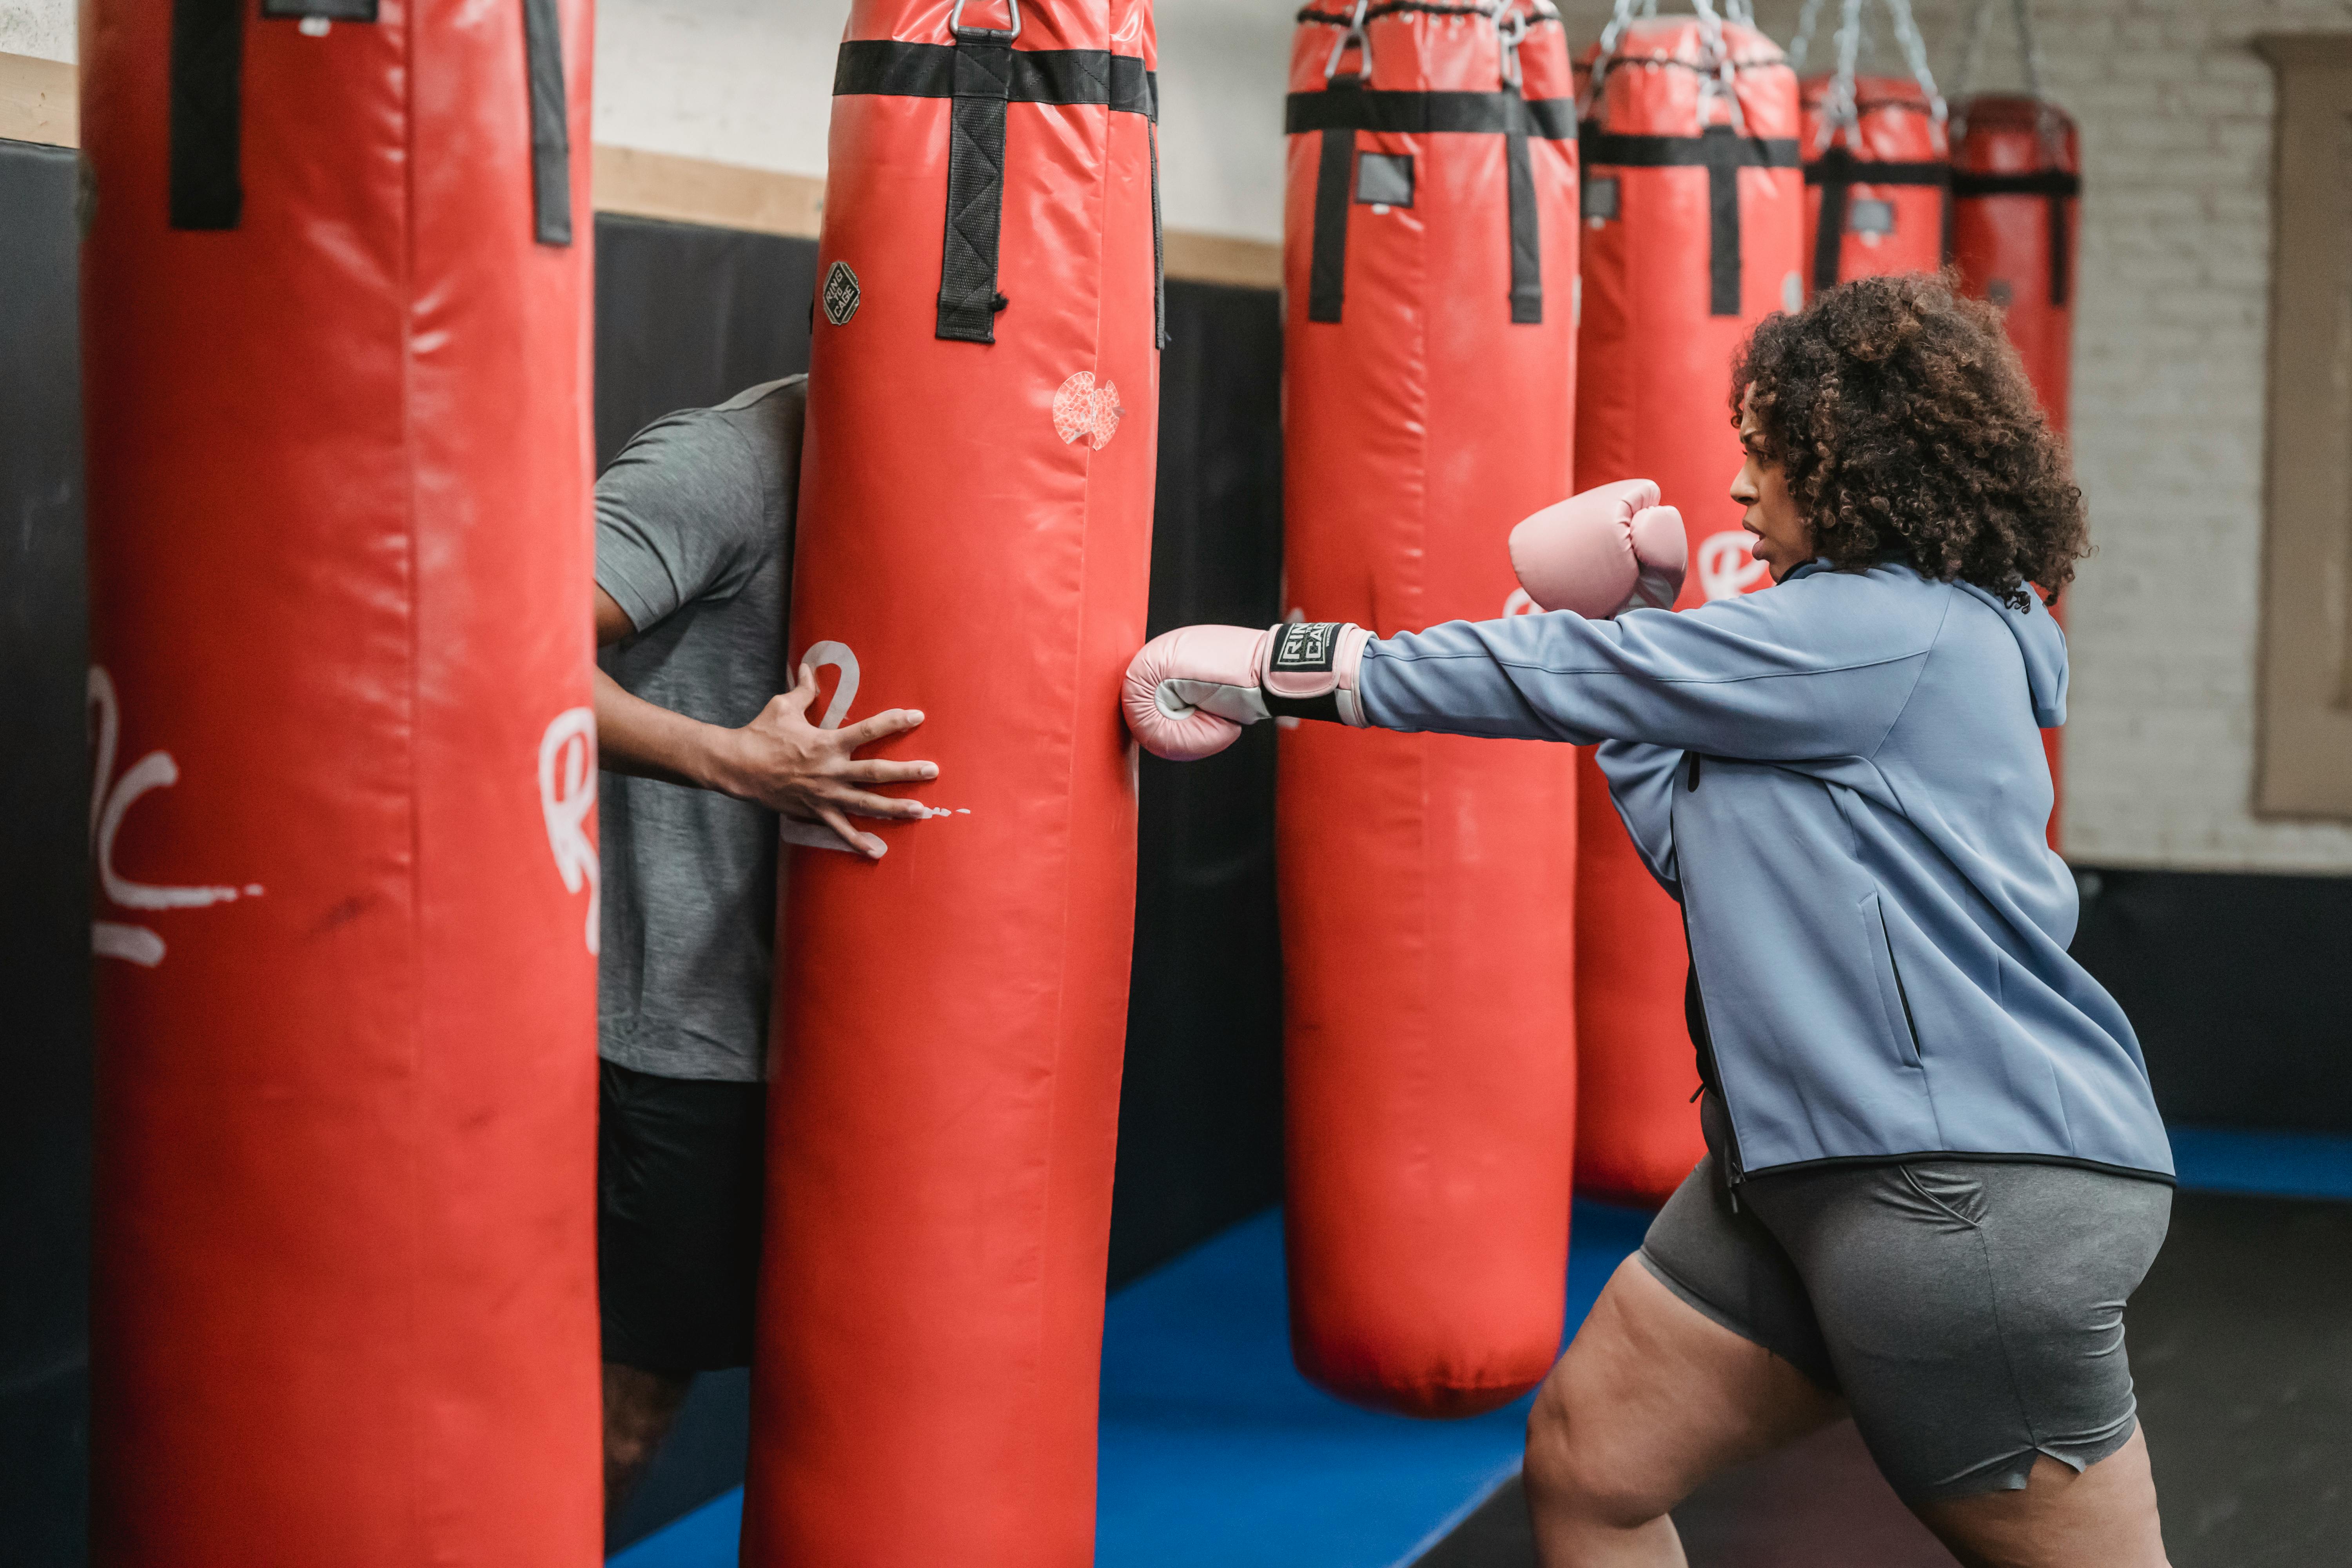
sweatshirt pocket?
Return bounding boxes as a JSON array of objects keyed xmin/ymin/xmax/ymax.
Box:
[{"xmin": 1858, "ymin": 891, "xmax": 1925, "ymax": 1070}]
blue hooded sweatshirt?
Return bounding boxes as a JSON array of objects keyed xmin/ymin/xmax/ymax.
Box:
[{"xmin": 1355, "ymin": 561, "xmax": 2173, "ymax": 1186}]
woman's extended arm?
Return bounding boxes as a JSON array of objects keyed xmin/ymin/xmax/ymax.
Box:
[{"xmin": 1356, "ymin": 568, "xmax": 1939, "ymax": 762}]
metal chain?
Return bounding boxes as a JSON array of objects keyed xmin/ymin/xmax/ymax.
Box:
[
  {"xmin": 1952, "ymin": 0, "xmax": 1995, "ymax": 103},
  {"xmin": 1787, "ymin": 0, "xmax": 1828, "ymax": 72},
  {"xmin": 1953, "ymin": 0, "xmax": 2044, "ymax": 102},
  {"xmin": 2012, "ymin": 0, "xmax": 2046, "ymax": 102},
  {"xmin": 1583, "ymin": 0, "xmax": 1645, "ymax": 118},
  {"xmin": 1584, "ymin": 0, "xmax": 1753, "ymax": 137},
  {"xmin": 1812, "ymin": 0, "xmax": 1863, "ymax": 149},
  {"xmin": 1883, "ymin": 0, "xmax": 1947, "ymax": 122}
]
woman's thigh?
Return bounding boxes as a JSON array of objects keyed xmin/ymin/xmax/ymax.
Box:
[
  {"xmin": 1914, "ymin": 1424, "xmax": 2171, "ymax": 1568},
  {"xmin": 1526, "ymin": 1256, "xmax": 1842, "ymax": 1524},
  {"xmin": 1527, "ymin": 1156, "xmax": 1844, "ymax": 1525}
]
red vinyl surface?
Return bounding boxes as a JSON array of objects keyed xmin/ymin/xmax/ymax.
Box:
[
  {"xmin": 1800, "ymin": 73, "xmax": 1950, "ymax": 292},
  {"xmin": 79, "ymin": 1, "xmax": 601, "ymax": 1562},
  {"xmin": 1278, "ymin": 2, "xmax": 1581, "ymax": 1419},
  {"xmin": 1572, "ymin": 17, "xmax": 1798, "ymax": 1205},
  {"xmin": 1953, "ymin": 94, "xmax": 2078, "ymax": 851},
  {"xmin": 743, "ymin": 2, "xmax": 1159, "ymax": 1562}
]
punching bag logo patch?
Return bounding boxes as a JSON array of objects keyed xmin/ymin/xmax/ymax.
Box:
[
  {"xmin": 1052, "ymin": 371, "xmax": 1125, "ymax": 450},
  {"xmin": 539, "ymin": 708, "xmax": 600, "ymax": 954},
  {"xmin": 822, "ymin": 261, "xmax": 861, "ymax": 327},
  {"xmin": 86, "ymin": 667, "xmax": 261, "ymax": 967}
]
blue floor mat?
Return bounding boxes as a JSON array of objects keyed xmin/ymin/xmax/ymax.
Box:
[
  {"xmin": 612, "ymin": 1125, "xmax": 2352, "ymax": 1568},
  {"xmin": 2167, "ymin": 1123, "xmax": 2352, "ymax": 1202},
  {"xmin": 1095, "ymin": 1199, "xmax": 1648, "ymax": 1568},
  {"xmin": 612, "ymin": 1199, "xmax": 1650, "ymax": 1568}
]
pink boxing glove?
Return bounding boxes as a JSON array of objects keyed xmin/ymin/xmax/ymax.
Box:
[
  {"xmin": 1122, "ymin": 620, "xmax": 1373, "ymax": 760},
  {"xmin": 1507, "ymin": 479, "xmax": 1688, "ymax": 617}
]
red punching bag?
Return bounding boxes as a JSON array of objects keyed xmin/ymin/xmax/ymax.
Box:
[
  {"xmin": 81, "ymin": 1, "xmax": 600, "ymax": 1563},
  {"xmin": 742, "ymin": 1, "xmax": 1160, "ymax": 1562},
  {"xmin": 1278, "ymin": 0, "xmax": 1581, "ymax": 1417},
  {"xmin": 1951, "ymin": 91, "xmax": 2076, "ymax": 848},
  {"xmin": 1799, "ymin": 73, "xmax": 1949, "ymax": 294},
  {"xmin": 1572, "ymin": 4, "xmax": 1799, "ymax": 1204}
]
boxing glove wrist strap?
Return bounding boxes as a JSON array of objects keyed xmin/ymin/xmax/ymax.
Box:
[{"xmin": 1261, "ymin": 621, "xmax": 1371, "ymax": 726}]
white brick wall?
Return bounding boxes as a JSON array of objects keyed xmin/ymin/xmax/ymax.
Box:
[
  {"xmin": 14, "ymin": 0, "xmax": 2352, "ymax": 871},
  {"xmin": 1906, "ymin": 0, "xmax": 2352, "ymax": 870}
]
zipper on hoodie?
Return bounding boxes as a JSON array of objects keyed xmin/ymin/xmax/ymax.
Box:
[{"xmin": 1679, "ymin": 753, "xmax": 1747, "ymax": 1207}]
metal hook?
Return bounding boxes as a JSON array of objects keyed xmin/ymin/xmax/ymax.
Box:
[
  {"xmin": 1325, "ymin": 0, "xmax": 1372, "ymax": 83},
  {"xmin": 1493, "ymin": 2, "xmax": 1528, "ymax": 91},
  {"xmin": 948, "ymin": 0, "xmax": 1020, "ymax": 43}
]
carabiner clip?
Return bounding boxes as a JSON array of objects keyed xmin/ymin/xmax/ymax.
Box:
[
  {"xmin": 1493, "ymin": 4, "xmax": 1528, "ymax": 91},
  {"xmin": 1325, "ymin": 0, "xmax": 1372, "ymax": 83},
  {"xmin": 948, "ymin": 0, "xmax": 1021, "ymax": 44}
]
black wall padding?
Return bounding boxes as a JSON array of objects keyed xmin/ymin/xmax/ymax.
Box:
[
  {"xmin": 1111, "ymin": 279, "xmax": 1288, "ymax": 1291},
  {"xmin": 0, "ymin": 137, "xmax": 94, "ymax": 1568},
  {"xmin": 592, "ymin": 214, "xmax": 818, "ymax": 466},
  {"xmin": 593, "ymin": 212, "xmax": 818, "ymax": 1553},
  {"xmin": 2071, "ymin": 866, "xmax": 2352, "ymax": 1134}
]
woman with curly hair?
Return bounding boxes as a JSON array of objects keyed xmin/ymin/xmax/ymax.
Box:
[{"xmin": 1124, "ymin": 272, "xmax": 2173, "ymax": 1564}]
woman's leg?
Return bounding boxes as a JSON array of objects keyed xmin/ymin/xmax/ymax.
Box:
[
  {"xmin": 1911, "ymin": 1425, "xmax": 2170, "ymax": 1568},
  {"xmin": 1523, "ymin": 1255, "xmax": 1843, "ymax": 1566}
]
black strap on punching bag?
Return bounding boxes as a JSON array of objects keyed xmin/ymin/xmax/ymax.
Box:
[
  {"xmin": 1287, "ymin": 83, "xmax": 1577, "ymax": 326},
  {"xmin": 520, "ymin": 0, "xmax": 573, "ymax": 245},
  {"xmin": 831, "ymin": 26, "xmax": 1164, "ymax": 345},
  {"xmin": 1582, "ymin": 125, "xmax": 1802, "ymax": 317},
  {"xmin": 1950, "ymin": 166, "xmax": 2079, "ymax": 307},
  {"xmin": 171, "ymin": 0, "xmax": 569, "ymax": 243},
  {"xmin": 1504, "ymin": 114, "xmax": 1542, "ymax": 324},
  {"xmin": 936, "ymin": 15, "xmax": 1016, "ymax": 342},
  {"xmin": 1804, "ymin": 146, "xmax": 1947, "ymax": 293},
  {"xmin": 1305, "ymin": 80, "xmax": 1360, "ymax": 324},
  {"xmin": 170, "ymin": 0, "xmax": 247, "ymax": 230}
]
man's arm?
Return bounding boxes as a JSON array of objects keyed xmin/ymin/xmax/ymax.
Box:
[{"xmin": 593, "ymin": 588, "xmax": 934, "ymax": 858}]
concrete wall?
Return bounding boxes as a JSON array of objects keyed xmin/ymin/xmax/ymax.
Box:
[{"xmin": 11, "ymin": 0, "xmax": 2352, "ymax": 871}]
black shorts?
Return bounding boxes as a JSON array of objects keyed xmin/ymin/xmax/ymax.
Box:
[
  {"xmin": 1640, "ymin": 1099, "xmax": 2172, "ymax": 1500},
  {"xmin": 597, "ymin": 1060, "xmax": 768, "ymax": 1374}
]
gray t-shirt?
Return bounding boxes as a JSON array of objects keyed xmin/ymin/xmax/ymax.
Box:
[{"xmin": 595, "ymin": 377, "xmax": 804, "ymax": 1082}]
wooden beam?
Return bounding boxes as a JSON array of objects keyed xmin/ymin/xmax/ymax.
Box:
[
  {"xmin": 592, "ymin": 145, "xmax": 826, "ymax": 240},
  {"xmin": 1163, "ymin": 228, "xmax": 1284, "ymax": 290},
  {"xmin": 0, "ymin": 51, "xmax": 76, "ymax": 148}
]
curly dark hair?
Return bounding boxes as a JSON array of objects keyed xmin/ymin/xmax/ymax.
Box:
[{"xmin": 1730, "ymin": 271, "xmax": 2087, "ymax": 610}]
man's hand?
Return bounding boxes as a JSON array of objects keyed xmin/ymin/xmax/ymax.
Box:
[
  {"xmin": 593, "ymin": 581, "xmax": 939, "ymax": 859},
  {"xmin": 711, "ymin": 661, "xmax": 937, "ymax": 857}
]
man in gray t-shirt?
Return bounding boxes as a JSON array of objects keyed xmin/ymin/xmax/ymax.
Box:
[{"xmin": 589, "ymin": 376, "xmax": 938, "ymax": 1529}]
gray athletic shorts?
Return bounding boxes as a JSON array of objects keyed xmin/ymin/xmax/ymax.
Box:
[{"xmin": 1639, "ymin": 1102, "xmax": 2172, "ymax": 1501}]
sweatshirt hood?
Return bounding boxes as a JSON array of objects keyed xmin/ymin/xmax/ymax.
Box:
[{"xmin": 1956, "ymin": 580, "xmax": 2068, "ymax": 727}]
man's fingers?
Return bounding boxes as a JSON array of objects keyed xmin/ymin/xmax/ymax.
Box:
[
  {"xmin": 835, "ymin": 707, "xmax": 924, "ymax": 748},
  {"xmin": 814, "ymin": 802, "xmax": 886, "ymax": 859},
  {"xmin": 839, "ymin": 758, "xmax": 940, "ymax": 785},
  {"xmin": 770, "ymin": 663, "xmax": 820, "ymax": 721},
  {"xmin": 831, "ymin": 789, "xmax": 936, "ymax": 821}
]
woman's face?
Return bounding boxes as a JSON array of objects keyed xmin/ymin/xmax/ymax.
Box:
[{"xmin": 1731, "ymin": 389, "xmax": 1813, "ymax": 583}]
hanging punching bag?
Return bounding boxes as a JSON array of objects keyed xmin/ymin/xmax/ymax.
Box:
[
  {"xmin": 1572, "ymin": 4, "xmax": 1799, "ymax": 1204},
  {"xmin": 742, "ymin": 2, "xmax": 1160, "ymax": 1562},
  {"xmin": 81, "ymin": 1, "xmax": 599, "ymax": 1563},
  {"xmin": 1952, "ymin": 91, "xmax": 2077, "ymax": 848},
  {"xmin": 1800, "ymin": 74, "xmax": 1948, "ymax": 294},
  {"xmin": 1278, "ymin": 0, "xmax": 1581, "ymax": 1419}
]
